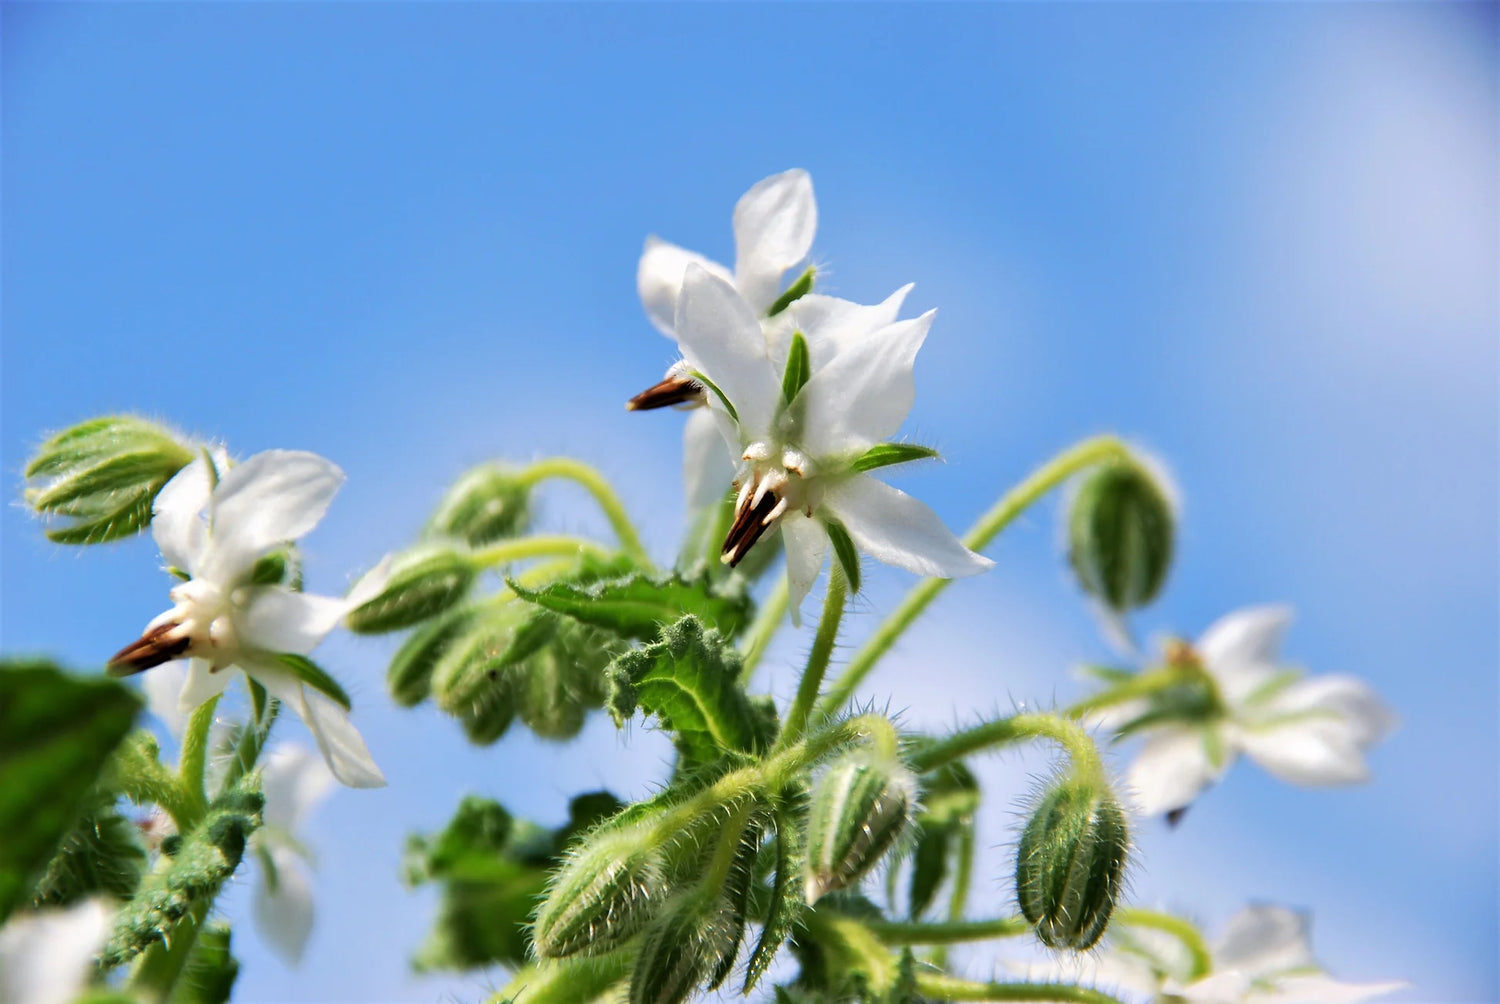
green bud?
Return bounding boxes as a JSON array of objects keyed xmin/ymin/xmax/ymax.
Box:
[
  {"xmin": 386, "ymin": 607, "xmax": 482, "ymax": 707},
  {"xmin": 805, "ymin": 755, "xmax": 916, "ymax": 903},
  {"xmin": 629, "ymin": 892, "xmax": 738, "ymax": 1004},
  {"xmin": 1015, "ymin": 777, "xmax": 1129, "ymax": 951},
  {"xmin": 430, "ymin": 605, "xmax": 533, "ymax": 745},
  {"xmin": 1067, "ymin": 458, "xmax": 1175, "ymax": 613},
  {"xmin": 426, "ymin": 463, "xmax": 532, "ymax": 547},
  {"xmin": 532, "ymin": 825, "xmax": 666, "ymax": 959},
  {"xmin": 347, "ymin": 545, "xmax": 478, "ymax": 634},
  {"xmin": 23, "ymin": 416, "xmax": 197, "ymax": 545}
]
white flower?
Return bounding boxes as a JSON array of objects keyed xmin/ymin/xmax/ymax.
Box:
[
  {"xmin": 0, "ymin": 899, "xmax": 112, "ymax": 1004},
  {"xmin": 1118, "ymin": 606, "xmax": 1395, "ymax": 817},
  {"xmin": 109, "ymin": 449, "xmax": 385, "ymax": 789},
  {"xmin": 673, "ymin": 265, "xmax": 992, "ymax": 617},
  {"xmin": 631, "ymin": 169, "xmax": 819, "ymax": 509},
  {"xmin": 250, "ymin": 745, "xmax": 335, "ymax": 966},
  {"xmin": 1016, "ymin": 905, "xmax": 1405, "ymax": 1004}
]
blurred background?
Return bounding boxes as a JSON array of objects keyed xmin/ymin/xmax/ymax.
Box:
[{"xmin": 3, "ymin": 4, "xmax": 1494, "ymax": 1001}]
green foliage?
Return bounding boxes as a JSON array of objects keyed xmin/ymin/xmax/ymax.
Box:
[
  {"xmin": 170, "ymin": 923, "xmax": 240, "ymax": 1004},
  {"xmin": 346, "ymin": 544, "xmax": 478, "ymax": 634},
  {"xmin": 906, "ymin": 761, "xmax": 979, "ymax": 919},
  {"xmin": 23, "ymin": 415, "xmax": 197, "ymax": 544},
  {"xmin": 30, "ymin": 795, "xmax": 147, "ymax": 909},
  {"xmin": 425, "ymin": 463, "xmax": 533, "ymax": 546},
  {"xmin": 509, "ymin": 569, "xmax": 752, "ymax": 643},
  {"xmin": 0, "ymin": 660, "xmax": 141, "ymax": 922}
]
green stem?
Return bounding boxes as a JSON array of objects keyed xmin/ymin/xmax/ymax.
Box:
[
  {"xmin": 114, "ymin": 736, "xmax": 196, "ymax": 831},
  {"xmin": 738, "ymin": 574, "xmax": 790, "ymax": 685},
  {"xmin": 470, "ymin": 534, "xmax": 609, "ymax": 569},
  {"xmin": 914, "ymin": 974, "xmax": 1125, "ymax": 1004},
  {"xmin": 219, "ymin": 694, "xmax": 281, "ymax": 792},
  {"xmin": 868, "ymin": 915, "xmax": 1029, "ymax": 945},
  {"xmin": 931, "ymin": 820, "xmax": 977, "ymax": 967},
  {"xmin": 818, "ymin": 435, "xmax": 1129, "ymax": 718},
  {"xmin": 912, "ymin": 712, "xmax": 1106, "ymax": 786},
  {"xmin": 775, "ymin": 565, "xmax": 847, "ymax": 751},
  {"xmin": 1064, "ymin": 666, "xmax": 1190, "ymax": 720},
  {"xmin": 178, "ymin": 694, "xmax": 220, "ymax": 818},
  {"xmin": 515, "ymin": 458, "xmax": 650, "ymax": 564},
  {"xmin": 1118, "ymin": 907, "xmax": 1213, "ymax": 979},
  {"xmin": 127, "ymin": 897, "xmax": 210, "ymax": 1003}
]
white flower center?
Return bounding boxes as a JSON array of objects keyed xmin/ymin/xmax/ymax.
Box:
[{"xmin": 151, "ymin": 579, "xmax": 243, "ymax": 667}]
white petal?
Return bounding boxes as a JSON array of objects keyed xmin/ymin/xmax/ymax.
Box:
[
  {"xmin": 636, "ymin": 236, "xmax": 731, "ymax": 338},
  {"xmin": 0, "ymin": 899, "xmax": 112, "ymax": 1004},
  {"xmin": 1213, "ymin": 904, "xmax": 1317, "ymax": 974},
  {"xmin": 781, "ymin": 513, "xmax": 829, "ymax": 626},
  {"xmin": 152, "ymin": 454, "xmax": 216, "ymax": 574},
  {"xmin": 141, "ymin": 660, "xmax": 190, "ymax": 739},
  {"xmin": 1252, "ymin": 975, "xmax": 1408, "ymax": 1004},
  {"xmin": 176, "ymin": 657, "xmax": 234, "ymax": 716},
  {"xmin": 1170, "ymin": 970, "xmax": 1254, "ymax": 1004},
  {"xmin": 1198, "ymin": 605, "xmax": 1293, "ymax": 673},
  {"xmin": 260, "ymin": 745, "xmax": 335, "ymax": 830},
  {"xmin": 822, "ymin": 477, "xmax": 992, "ymax": 580},
  {"xmin": 1263, "ymin": 674, "xmax": 1397, "ymax": 748},
  {"xmin": 776, "ymin": 285, "xmax": 914, "ymax": 363},
  {"xmin": 1234, "ymin": 719, "xmax": 1371, "ymax": 787},
  {"xmin": 238, "ymin": 587, "xmax": 347, "ymax": 656},
  {"xmin": 345, "ymin": 553, "xmax": 395, "ymax": 611},
  {"xmin": 732, "ymin": 169, "xmax": 817, "ymax": 313},
  {"xmin": 202, "ymin": 451, "xmax": 344, "ymax": 581},
  {"xmin": 683, "ymin": 408, "xmax": 735, "ymax": 508},
  {"xmin": 1126, "ymin": 725, "xmax": 1228, "ymax": 816},
  {"xmin": 674, "ymin": 266, "xmax": 780, "ymax": 438},
  {"xmin": 251, "ymin": 669, "xmax": 385, "ymax": 789},
  {"xmin": 254, "ymin": 843, "xmax": 315, "ymax": 967},
  {"xmin": 796, "ymin": 311, "xmax": 934, "ymax": 459}
]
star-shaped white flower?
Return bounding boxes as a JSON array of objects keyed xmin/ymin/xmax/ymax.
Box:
[
  {"xmin": 1115, "ymin": 606, "xmax": 1395, "ymax": 817},
  {"xmin": 673, "ymin": 265, "xmax": 992, "ymax": 617},
  {"xmin": 109, "ymin": 449, "xmax": 384, "ymax": 788},
  {"xmin": 250, "ymin": 745, "xmax": 335, "ymax": 966},
  {"xmin": 0, "ymin": 900, "xmax": 112, "ymax": 1004},
  {"xmin": 1015, "ymin": 905, "xmax": 1405, "ymax": 1004},
  {"xmin": 631, "ymin": 169, "xmax": 820, "ymax": 508}
]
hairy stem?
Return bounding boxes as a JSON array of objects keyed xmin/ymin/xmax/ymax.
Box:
[
  {"xmin": 470, "ymin": 534, "xmax": 609, "ymax": 569},
  {"xmin": 912, "ymin": 712, "xmax": 1107, "ymax": 786},
  {"xmin": 738, "ymin": 574, "xmax": 790, "ymax": 685},
  {"xmin": 1118, "ymin": 907, "xmax": 1213, "ymax": 979},
  {"xmin": 178, "ymin": 694, "xmax": 220, "ymax": 819},
  {"xmin": 915, "ymin": 974, "xmax": 1125, "ymax": 1004},
  {"xmin": 127, "ymin": 897, "xmax": 210, "ymax": 1003},
  {"xmin": 775, "ymin": 565, "xmax": 847, "ymax": 751},
  {"xmin": 868, "ymin": 915, "xmax": 1030, "ymax": 945},
  {"xmin": 818, "ymin": 435, "xmax": 1129, "ymax": 717},
  {"xmin": 515, "ymin": 458, "xmax": 650, "ymax": 564}
]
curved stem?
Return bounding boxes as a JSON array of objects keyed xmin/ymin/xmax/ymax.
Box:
[
  {"xmin": 914, "ymin": 973, "xmax": 1125, "ymax": 1004},
  {"xmin": 515, "ymin": 458, "xmax": 650, "ymax": 564},
  {"xmin": 775, "ymin": 565, "xmax": 847, "ymax": 752},
  {"xmin": 818, "ymin": 435, "xmax": 1129, "ymax": 718},
  {"xmin": 178, "ymin": 694, "xmax": 220, "ymax": 819},
  {"xmin": 470, "ymin": 534, "xmax": 609, "ymax": 569},
  {"xmin": 912, "ymin": 712, "xmax": 1106, "ymax": 786},
  {"xmin": 738, "ymin": 575, "xmax": 790, "ymax": 685},
  {"xmin": 1064, "ymin": 666, "xmax": 1187, "ymax": 720},
  {"xmin": 868, "ymin": 915, "xmax": 1029, "ymax": 945},
  {"xmin": 1118, "ymin": 907, "xmax": 1213, "ymax": 979}
]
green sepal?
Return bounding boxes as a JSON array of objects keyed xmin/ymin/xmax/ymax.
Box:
[
  {"xmin": 250, "ymin": 548, "xmax": 299, "ymax": 588},
  {"xmin": 822, "ymin": 518, "xmax": 861, "ymax": 594},
  {"xmin": 0, "ymin": 661, "xmax": 140, "ymax": 923},
  {"xmin": 345, "ymin": 545, "xmax": 478, "ymax": 634},
  {"xmin": 765, "ymin": 266, "xmax": 816, "ymax": 318},
  {"xmin": 744, "ymin": 790, "xmax": 809, "ymax": 993},
  {"xmin": 605, "ymin": 616, "xmax": 763, "ymax": 771},
  {"xmin": 705, "ymin": 814, "xmax": 767, "ymax": 991},
  {"xmin": 425, "ymin": 463, "xmax": 532, "ymax": 547},
  {"xmin": 508, "ymin": 570, "xmax": 752, "ymax": 643},
  {"xmin": 850, "ymin": 443, "xmax": 941, "ymax": 475},
  {"xmin": 170, "ymin": 922, "xmax": 239, "ymax": 1004},
  {"xmin": 689, "ymin": 370, "xmax": 739, "ymax": 424},
  {"xmin": 270, "ymin": 654, "xmax": 351, "ymax": 711},
  {"xmin": 781, "ymin": 332, "xmax": 812, "ymax": 407}
]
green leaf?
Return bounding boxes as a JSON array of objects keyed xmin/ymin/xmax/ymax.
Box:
[
  {"xmin": 781, "ymin": 332, "xmax": 812, "ymax": 406},
  {"xmin": 0, "ymin": 661, "xmax": 140, "ymax": 923},
  {"xmin": 606, "ymin": 616, "xmax": 762, "ymax": 769},
  {"xmin": 765, "ymin": 266, "xmax": 816, "ymax": 318},
  {"xmin": 850, "ymin": 443, "xmax": 941, "ymax": 474},
  {"xmin": 270, "ymin": 654, "xmax": 351, "ymax": 711},
  {"xmin": 509, "ymin": 570, "xmax": 752, "ymax": 643},
  {"xmin": 822, "ymin": 518, "xmax": 861, "ymax": 594},
  {"xmin": 170, "ymin": 923, "xmax": 239, "ymax": 1004},
  {"xmin": 30, "ymin": 796, "xmax": 147, "ymax": 909}
]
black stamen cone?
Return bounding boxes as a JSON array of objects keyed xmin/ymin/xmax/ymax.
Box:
[
  {"xmin": 107, "ymin": 621, "xmax": 191, "ymax": 676},
  {"xmin": 626, "ymin": 376, "xmax": 704, "ymax": 411},
  {"xmin": 721, "ymin": 490, "xmax": 781, "ymax": 567}
]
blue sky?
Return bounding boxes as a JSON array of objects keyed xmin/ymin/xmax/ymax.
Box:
[{"xmin": 3, "ymin": 4, "xmax": 1495, "ymax": 1002}]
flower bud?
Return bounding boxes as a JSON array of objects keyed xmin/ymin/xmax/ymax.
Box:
[
  {"xmin": 1015, "ymin": 777, "xmax": 1129, "ymax": 951},
  {"xmin": 532, "ymin": 826, "xmax": 667, "ymax": 959},
  {"xmin": 24, "ymin": 416, "xmax": 196, "ymax": 545},
  {"xmin": 386, "ymin": 607, "xmax": 480, "ymax": 707},
  {"xmin": 426, "ymin": 464, "xmax": 532, "ymax": 547},
  {"xmin": 805, "ymin": 754, "xmax": 916, "ymax": 903},
  {"xmin": 346, "ymin": 544, "xmax": 477, "ymax": 634},
  {"xmin": 1067, "ymin": 458, "xmax": 1175, "ymax": 613},
  {"xmin": 629, "ymin": 892, "xmax": 737, "ymax": 1004}
]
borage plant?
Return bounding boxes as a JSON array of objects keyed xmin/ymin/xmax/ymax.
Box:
[{"xmin": 4, "ymin": 170, "xmax": 1404, "ymax": 1004}]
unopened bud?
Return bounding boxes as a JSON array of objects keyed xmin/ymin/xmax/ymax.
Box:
[
  {"xmin": 426, "ymin": 464, "xmax": 532, "ymax": 547},
  {"xmin": 1067, "ymin": 458, "xmax": 1175, "ymax": 613},
  {"xmin": 346, "ymin": 544, "xmax": 477, "ymax": 634},
  {"xmin": 386, "ymin": 607, "xmax": 480, "ymax": 707},
  {"xmin": 629, "ymin": 892, "xmax": 737, "ymax": 1004},
  {"xmin": 532, "ymin": 826, "xmax": 667, "ymax": 959},
  {"xmin": 805, "ymin": 755, "xmax": 915, "ymax": 903},
  {"xmin": 1015, "ymin": 777, "xmax": 1129, "ymax": 951}
]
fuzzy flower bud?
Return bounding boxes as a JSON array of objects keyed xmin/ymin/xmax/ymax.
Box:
[
  {"xmin": 425, "ymin": 464, "xmax": 532, "ymax": 546},
  {"xmin": 629, "ymin": 892, "xmax": 738, "ymax": 1004},
  {"xmin": 532, "ymin": 825, "xmax": 667, "ymax": 959},
  {"xmin": 1015, "ymin": 776, "xmax": 1129, "ymax": 951},
  {"xmin": 346, "ymin": 544, "xmax": 478, "ymax": 634},
  {"xmin": 805, "ymin": 754, "xmax": 916, "ymax": 903},
  {"xmin": 1067, "ymin": 458, "xmax": 1175, "ymax": 613}
]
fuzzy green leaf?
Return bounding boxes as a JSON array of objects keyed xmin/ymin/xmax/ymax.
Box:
[
  {"xmin": 849, "ymin": 443, "xmax": 941, "ymax": 474},
  {"xmin": 0, "ymin": 662, "xmax": 140, "ymax": 922},
  {"xmin": 509, "ymin": 571, "xmax": 751, "ymax": 643}
]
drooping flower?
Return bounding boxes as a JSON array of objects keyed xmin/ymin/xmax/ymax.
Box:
[
  {"xmin": 672, "ymin": 265, "xmax": 992, "ymax": 616},
  {"xmin": 1014, "ymin": 904, "xmax": 1404, "ymax": 1004},
  {"xmin": 0, "ymin": 899, "xmax": 112, "ymax": 1004},
  {"xmin": 1102, "ymin": 606, "xmax": 1395, "ymax": 817},
  {"xmin": 250, "ymin": 745, "xmax": 336, "ymax": 966},
  {"xmin": 108, "ymin": 449, "xmax": 385, "ymax": 788},
  {"xmin": 629, "ymin": 169, "xmax": 819, "ymax": 508}
]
